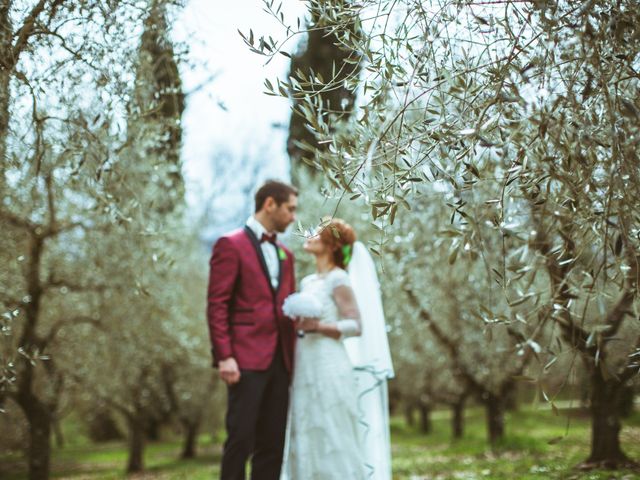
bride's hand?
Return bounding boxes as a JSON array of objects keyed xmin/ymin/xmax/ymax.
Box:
[{"xmin": 295, "ymin": 317, "xmax": 320, "ymax": 332}]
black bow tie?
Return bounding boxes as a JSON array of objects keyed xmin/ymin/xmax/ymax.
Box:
[{"xmin": 261, "ymin": 233, "xmax": 277, "ymax": 244}]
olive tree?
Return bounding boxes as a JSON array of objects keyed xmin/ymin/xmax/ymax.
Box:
[
  {"xmin": 0, "ymin": 1, "xmax": 187, "ymax": 478},
  {"xmin": 250, "ymin": 0, "xmax": 640, "ymax": 468}
]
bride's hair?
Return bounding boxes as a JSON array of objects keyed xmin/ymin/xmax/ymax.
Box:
[{"xmin": 319, "ymin": 218, "xmax": 357, "ymax": 270}]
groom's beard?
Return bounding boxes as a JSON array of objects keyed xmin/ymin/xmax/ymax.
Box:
[{"xmin": 274, "ymin": 224, "xmax": 290, "ymax": 234}]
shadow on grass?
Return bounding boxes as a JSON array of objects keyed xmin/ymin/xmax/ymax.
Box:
[
  {"xmin": 0, "ymin": 440, "xmax": 223, "ymax": 480},
  {"xmin": 3, "ymin": 407, "xmax": 640, "ymax": 479}
]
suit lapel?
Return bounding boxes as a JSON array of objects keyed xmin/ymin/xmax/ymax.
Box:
[
  {"xmin": 276, "ymin": 243, "xmax": 284, "ymax": 295},
  {"xmin": 244, "ymin": 226, "xmax": 276, "ymax": 296}
]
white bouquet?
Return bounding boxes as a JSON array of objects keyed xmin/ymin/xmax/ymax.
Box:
[{"xmin": 282, "ymin": 292, "xmax": 323, "ymax": 318}]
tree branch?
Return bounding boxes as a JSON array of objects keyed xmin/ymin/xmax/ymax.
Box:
[
  {"xmin": 528, "ymin": 206, "xmax": 592, "ymax": 353},
  {"xmin": 604, "ymin": 290, "xmax": 635, "ymax": 338},
  {"xmin": 404, "ymin": 287, "xmax": 487, "ymax": 396},
  {"xmin": 8, "ymin": 0, "xmax": 66, "ymax": 71},
  {"xmin": 618, "ymin": 334, "xmax": 640, "ymax": 384},
  {"xmin": 0, "ymin": 206, "xmax": 89, "ymax": 239},
  {"xmin": 43, "ymin": 275, "xmax": 106, "ymax": 294},
  {"xmin": 44, "ymin": 220, "xmax": 89, "ymax": 238},
  {"xmin": 605, "ymin": 217, "xmax": 639, "ymax": 337},
  {"xmin": 0, "ymin": 290, "xmax": 21, "ymax": 309},
  {"xmin": 42, "ymin": 315, "xmax": 103, "ymax": 348},
  {"xmin": 46, "ymin": 173, "xmax": 56, "ymax": 227},
  {"xmin": 9, "ymin": 0, "xmax": 48, "ymax": 69},
  {"xmin": 65, "ymin": 370, "xmax": 134, "ymax": 418},
  {"xmin": 29, "ymin": 27, "xmax": 98, "ymax": 70},
  {"xmin": 0, "ymin": 208, "xmax": 37, "ymax": 233}
]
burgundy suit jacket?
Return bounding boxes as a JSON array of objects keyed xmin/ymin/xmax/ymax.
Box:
[{"xmin": 206, "ymin": 226, "xmax": 296, "ymax": 374}]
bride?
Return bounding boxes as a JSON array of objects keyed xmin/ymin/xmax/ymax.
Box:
[{"xmin": 281, "ymin": 218, "xmax": 394, "ymax": 480}]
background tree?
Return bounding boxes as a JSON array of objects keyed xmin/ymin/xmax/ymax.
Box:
[
  {"xmin": 75, "ymin": 1, "xmax": 198, "ymax": 472},
  {"xmin": 0, "ymin": 59, "xmax": 143, "ymax": 476},
  {"xmin": 251, "ymin": 0, "xmax": 361, "ymax": 183},
  {"xmin": 0, "ymin": 1, "xmax": 194, "ymax": 478},
  {"xmin": 393, "ymin": 189, "xmax": 546, "ymax": 446},
  {"xmin": 130, "ymin": 0, "xmax": 186, "ymax": 212}
]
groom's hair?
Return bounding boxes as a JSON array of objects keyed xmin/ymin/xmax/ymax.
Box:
[{"xmin": 255, "ymin": 180, "xmax": 298, "ymax": 213}]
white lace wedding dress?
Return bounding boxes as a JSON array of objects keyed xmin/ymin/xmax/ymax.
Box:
[{"xmin": 281, "ymin": 268, "xmax": 366, "ymax": 480}]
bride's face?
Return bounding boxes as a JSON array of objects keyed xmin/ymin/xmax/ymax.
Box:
[{"xmin": 303, "ymin": 234, "xmax": 329, "ymax": 255}]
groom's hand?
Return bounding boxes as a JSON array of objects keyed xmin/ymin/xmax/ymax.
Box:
[{"xmin": 219, "ymin": 357, "xmax": 241, "ymax": 385}]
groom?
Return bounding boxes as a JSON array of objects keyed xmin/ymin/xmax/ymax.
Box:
[{"xmin": 207, "ymin": 180, "xmax": 298, "ymax": 480}]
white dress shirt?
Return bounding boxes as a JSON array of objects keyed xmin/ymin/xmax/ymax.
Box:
[{"xmin": 246, "ymin": 216, "xmax": 280, "ymax": 289}]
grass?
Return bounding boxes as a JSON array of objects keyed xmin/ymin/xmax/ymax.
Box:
[
  {"xmin": 2, "ymin": 406, "xmax": 640, "ymax": 479},
  {"xmin": 390, "ymin": 407, "xmax": 640, "ymax": 479}
]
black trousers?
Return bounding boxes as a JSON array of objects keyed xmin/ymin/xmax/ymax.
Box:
[{"xmin": 220, "ymin": 348, "xmax": 289, "ymax": 480}]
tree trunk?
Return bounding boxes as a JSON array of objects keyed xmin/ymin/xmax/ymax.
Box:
[
  {"xmin": 88, "ymin": 410, "xmax": 123, "ymax": 442},
  {"xmin": 126, "ymin": 416, "xmax": 146, "ymax": 473},
  {"xmin": 485, "ymin": 393, "xmax": 505, "ymax": 446},
  {"xmin": 181, "ymin": 420, "xmax": 199, "ymax": 459},
  {"xmin": 419, "ymin": 404, "xmax": 432, "ymax": 434},
  {"xmin": 20, "ymin": 397, "xmax": 52, "ymax": 480},
  {"xmin": 404, "ymin": 405, "xmax": 415, "ymax": 427},
  {"xmin": 12, "ymin": 202, "xmax": 51, "ymax": 480},
  {"xmin": 146, "ymin": 417, "xmax": 161, "ymax": 441},
  {"xmin": 581, "ymin": 372, "xmax": 635, "ymax": 469},
  {"xmin": 451, "ymin": 399, "xmax": 465, "ymax": 440},
  {"xmin": 619, "ymin": 384, "xmax": 635, "ymax": 419},
  {"xmin": 52, "ymin": 415, "xmax": 64, "ymax": 449},
  {"xmin": 504, "ymin": 383, "xmax": 518, "ymax": 412}
]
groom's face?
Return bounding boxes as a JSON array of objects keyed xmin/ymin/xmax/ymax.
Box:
[{"xmin": 268, "ymin": 193, "xmax": 298, "ymax": 233}]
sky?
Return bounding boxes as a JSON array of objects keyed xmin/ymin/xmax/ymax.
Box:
[{"xmin": 174, "ymin": 0, "xmax": 307, "ymax": 219}]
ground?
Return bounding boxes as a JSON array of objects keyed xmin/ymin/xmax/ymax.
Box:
[{"xmin": 2, "ymin": 405, "xmax": 640, "ymax": 479}]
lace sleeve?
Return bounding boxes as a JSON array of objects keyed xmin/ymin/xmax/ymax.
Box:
[{"xmin": 330, "ymin": 270, "xmax": 361, "ymax": 338}]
